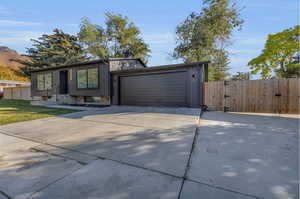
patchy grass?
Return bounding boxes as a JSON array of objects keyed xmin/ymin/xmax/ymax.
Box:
[{"xmin": 0, "ymin": 99, "xmax": 79, "ymax": 125}]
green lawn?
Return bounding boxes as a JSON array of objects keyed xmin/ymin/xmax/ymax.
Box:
[{"xmin": 0, "ymin": 99, "xmax": 79, "ymax": 125}]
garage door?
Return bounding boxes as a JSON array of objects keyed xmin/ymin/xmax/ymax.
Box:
[{"xmin": 120, "ymin": 71, "xmax": 187, "ymax": 106}]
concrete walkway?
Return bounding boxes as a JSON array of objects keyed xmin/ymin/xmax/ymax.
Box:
[{"xmin": 0, "ymin": 107, "xmax": 298, "ymax": 199}]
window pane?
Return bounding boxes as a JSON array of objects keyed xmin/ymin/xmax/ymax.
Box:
[
  {"xmin": 77, "ymin": 69, "xmax": 87, "ymax": 88},
  {"xmin": 37, "ymin": 74, "xmax": 44, "ymax": 90},
  {"xmin": 44, "ymin": 73, "xmax": 52, "ymax": 90},
  {"xmin": 88, "ymin": 68, "xmax": 98, "ymax": 88},
  {"xmin": 69, "ymin": 69, "xmax": 72, "ymax": 80}
]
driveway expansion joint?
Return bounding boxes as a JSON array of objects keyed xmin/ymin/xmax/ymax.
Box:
[
  {"xmin": 78, "ymin": 118, "xmax": 150, "ymax": 128},
  {"xmin": 77, "ymin": 118, "xmax": 194, "ymax": 130},
  {"xmin": 186, "ymin": 179, "xmax": 262, "ymax": 199},
  {"xmin": 0, "ymin": 129, "xmax": 183, "ymax": 179},
  {"xmin": 0, "ymin": 129, "xmax": 100, "ymax": 158},
  {"xmin": 177, "ymin": 126, "xmax": 199, "ymax": 199},
  {"xmin": 0, "ymin": 119, "xmax": 264, "ymax": 199},
  {"xmin": 30, "ymin": 147, "xmax": 88, "ymax": 165},
  {"xmin": 25, "ymin": 166, "xmax": 84, "ymax": 199},
  {"xmin": 0, "ymin": 191, "xmax": 12, "ymax": 199},
  {"xmin": 95, "ymin": 155, "xmax": 183, "ymax": 179}
]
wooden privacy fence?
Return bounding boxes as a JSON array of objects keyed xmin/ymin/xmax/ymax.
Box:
[
  {"xmin": 203, "ymin": 78, "xmax": 300, "ymax": 114},
  {"xmin": 3, "ymin": 86, "xmax": 31, "ymax": 100}
]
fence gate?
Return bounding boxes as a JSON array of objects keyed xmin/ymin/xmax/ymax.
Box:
[{"xmin": 204, "ymin": 78, "xmax": 300, "ymax": 114}]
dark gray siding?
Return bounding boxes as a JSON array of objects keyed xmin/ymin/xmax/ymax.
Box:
[
  {"xmin": 31, "ymin": 69, "xmax": 58, "ymax": 97},
  {"xmin": 31, "ymin": 63, "xmax": 110, "ymax": 97},
  {"xmin": 188, "ymin": 65, "xmax": 202, "ymax": 107},
  {"xmin": 112, "ymin": 63, "xmax": 205, "ymax": 108},
  {"xmin": 68, "ymin": 63, "xmax": 109, "ymax": 97}
]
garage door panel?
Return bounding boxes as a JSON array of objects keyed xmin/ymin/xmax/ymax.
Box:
[{"xmin": 120, "ymin": 72, "xmax": 188, "ymax": 106}]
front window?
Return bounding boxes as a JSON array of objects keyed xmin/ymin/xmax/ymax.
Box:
[
  {"xmin": 77, "ymin": 68, "xmax": 99, "ymax": 89},
  {"xmin": 77, "ymin": 70, "xmax": 87, "ymax": 89},
  {"xmin": 37, "ymin": 73, "xmax": 52, "ymax": 90}
]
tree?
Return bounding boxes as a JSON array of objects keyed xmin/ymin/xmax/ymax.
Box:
[
  {"xmin": 77, "ymin": 17, "xmax": 108, "ymax": 59},
  {"xmin": 173, "ymin": 0, "xmax": 243, "ymax": 81},
  {"xmin": 0, "ymin": 66, "xmax": 29, "ymax": 81},
  {"xmin": 248, "ymin": 25, "xmax": 300, "ymax": 79},
  {"xmin": 15, "ymin": 29, "xmax": 86, "ymax": 77},
  {"xmin": 208, "ymin": 49, "xmax": 230, "ymax": 81},
  {"xmin": 230, "ymin": 71, "xmax": 251, "ymax": 81},
  {"xmin": 78, "ymin": 13, "xmax": 151, "ymax": 64}
]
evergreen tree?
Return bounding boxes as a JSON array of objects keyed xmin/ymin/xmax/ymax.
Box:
[
  {"xmin": 230, "ymin": 71, "xmax": 251, "ymax": 81},
  {"xmin": 15, "ymin": 29, "xmax": 86, "ymax": 77}
]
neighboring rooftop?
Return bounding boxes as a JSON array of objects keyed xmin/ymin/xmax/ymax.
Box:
[
  {"xmin": 108, "ymin": 58, "xmax": 146, "ymax": 67},
  {"xmin": 0, "ymin": 80, "xmax": 31, "ymax": 85}
]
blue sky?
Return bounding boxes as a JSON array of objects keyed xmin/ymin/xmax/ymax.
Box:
[{"xmin": 0, "ymin": 0, "xmax": 298, "ymax": 78}]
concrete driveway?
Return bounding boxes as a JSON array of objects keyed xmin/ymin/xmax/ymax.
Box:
[{"xmin": 0, "ymin": 106, "xmax": 298, "ymax": 199}]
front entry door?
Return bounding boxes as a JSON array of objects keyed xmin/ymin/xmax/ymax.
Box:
[{"xmin": 59, "ymin": 70, "xmax": 68, "ymax": 94}]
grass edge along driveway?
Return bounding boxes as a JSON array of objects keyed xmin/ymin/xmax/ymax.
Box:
[{"xmin": 0, "ymin": 99, "xmax": 79, "ymax": 125}]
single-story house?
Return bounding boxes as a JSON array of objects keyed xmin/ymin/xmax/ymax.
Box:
[{"xmin": 30, "ymin": 58, "xmax": 209, "ymax": 108}]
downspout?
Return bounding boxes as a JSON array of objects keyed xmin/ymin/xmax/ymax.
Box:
[{"xmin": 201, "ymin": 63, "xmax": 209, "ymax": 112}]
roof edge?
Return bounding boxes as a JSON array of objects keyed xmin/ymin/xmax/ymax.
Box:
[
  {"xmin": 30, "ymin": 59, "xmax": 108, "ymax": 73},
  {"xmin": 111, "ymin": 61, "xmax": 209, "ymax": 74},
  {"xmin": 30, "ymin": 58, "xmax": 147, "ymax": 73}
]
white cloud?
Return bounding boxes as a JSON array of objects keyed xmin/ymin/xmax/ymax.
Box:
[
  {"xmin": 0, "ymin": 6, "xmax": 11, "ymax": 15},
  {"xmin": 0, "ymin": 20, "xmax": 43, "ymax": 27},
  {"xmin": 143, "ymin": 33, "xmax": 175, "ymax": 45},
  {"xmin": 0, "ymin": 31, "xmax": 44, "ymax": 45}
]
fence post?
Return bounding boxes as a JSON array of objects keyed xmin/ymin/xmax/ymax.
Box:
[{"xmin": 223, "ymin": 81, "xmax": 230, "ymax": 112}]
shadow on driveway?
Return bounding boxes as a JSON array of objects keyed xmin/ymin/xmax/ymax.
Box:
[
  {"xmin": 1, "ymin": 109, "xmax": 298, "ymax": 199},
  {"xmin": 186, "ymin": 111, "xmax": 299, "ymax": 199}
]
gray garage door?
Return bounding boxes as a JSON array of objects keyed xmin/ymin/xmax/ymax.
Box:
[{"xmin": 120, "ymin": 71, "xmax": 187, "ymax": 106}]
